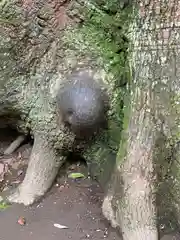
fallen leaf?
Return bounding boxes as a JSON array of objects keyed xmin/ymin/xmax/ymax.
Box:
[
  {"xmin": 68, "ymin": 172, "xmax": 85, "ymax": 179},
  {"xmin": 18, "ymin": 217, "xmax": 26, "ymax": 226},
  {"xmin": 0, "ymin": 201, "xmax": 10, "ymax": 210},
  {"xmin": 54, "ymin": 223, "xmax": 68, "ymax": 229}
]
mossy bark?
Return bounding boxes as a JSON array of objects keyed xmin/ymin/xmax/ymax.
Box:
[
  {"xmin": 0, "ymin": 0, "xmax": 127, "ymax": 205},
  {"xmin": 102, "ymin": 0, "xmax": 180, "ymax": 240}
]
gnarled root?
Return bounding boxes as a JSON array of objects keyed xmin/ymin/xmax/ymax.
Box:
[
  {"xmin": 7, "ymin": 132, "xmax": 65, "ymax": 206},
  {"xmin": 4, "ymin": 135, "xmax": 26, "ymax": 155}
]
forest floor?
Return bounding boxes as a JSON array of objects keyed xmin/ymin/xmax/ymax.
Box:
[{"xmin": 0, "ymin": 128, "xmax": 120, "ymax": 240}]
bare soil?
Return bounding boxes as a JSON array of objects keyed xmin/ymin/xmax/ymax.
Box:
[
  {"xmin": 0, "ymin": 128, "xmax": 179, "ymax": 240},
  {"xmin": 0, "ymin": 128, "xmax": 120, "ymax": 240}
]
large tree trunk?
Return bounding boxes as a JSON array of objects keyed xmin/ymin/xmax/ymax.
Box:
[
  {"xmin": 102, "ymin": 0, "xmax": 180, "ymax": 239},
  {"xmin": 0, "ymin": 1, "xmax": 127, "ymax": 205}
]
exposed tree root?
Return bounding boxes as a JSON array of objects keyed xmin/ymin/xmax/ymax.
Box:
[
  {"xmin": 4, "ymin": 135, "xmax": 26, "ymax": 155},
  {"xmin": 7, "ymin": 132, "xmax": 66, "ymax": 206}
]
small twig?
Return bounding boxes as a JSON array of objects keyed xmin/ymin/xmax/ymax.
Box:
[{"xmin": 4, "ymin": 135, "xmax": 26, "ymax": 155}]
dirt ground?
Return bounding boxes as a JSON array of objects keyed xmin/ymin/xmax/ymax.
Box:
[
  {"xmin": 0, "ymin": 128, "xmax": 121, "ymax": 240},
  {"xmin": 0, "ymin": 129, "xmax": 179, "ymax": 240}
]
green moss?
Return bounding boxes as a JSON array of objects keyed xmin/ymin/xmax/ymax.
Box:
[
  {"xmin": 66, "ymin": 0, "xmax": 131, "ymax": 84},
  {"xmin": 64, "ymin": 0, "xmax": 132, "ymax": 187}
]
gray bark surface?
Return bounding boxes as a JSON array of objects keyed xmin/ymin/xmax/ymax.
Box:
[
  {"xmin": 102, "ymin": 0, "xmax": 180, "ymax": 240},
  {"xmin": 0, "ymin": 0, "xmax": 126, "ymax": 205}
]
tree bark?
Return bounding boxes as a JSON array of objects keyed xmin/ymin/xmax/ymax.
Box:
[
  {"xmin": 102, "ymin": 0, "xmax": 180, "ymax": 239},
  {"xmin": 0, "ymin": 1, "xmax": 127, "ymax": 205},
  {"xmin": 7, "ymin": 132, "xmax": 65, "ymax": 205}
]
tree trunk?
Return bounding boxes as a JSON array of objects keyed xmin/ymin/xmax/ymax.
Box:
[
  {"xmin": 0, "ymin": 1, "xmax": 127, "ymax": 205},
  {"xmin": 102, "ymin": 0, "xmax": 180, "ymax": 239}
]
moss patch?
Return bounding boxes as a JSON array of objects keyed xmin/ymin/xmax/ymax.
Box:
[{"xmin": 64, "ymin": 0, "xmax": 132, "ymax": 187}]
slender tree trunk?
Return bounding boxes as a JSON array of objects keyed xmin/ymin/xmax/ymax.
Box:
[{"xmin": 102, "ymin": 0, "xmax": 180, "ymax": 239}]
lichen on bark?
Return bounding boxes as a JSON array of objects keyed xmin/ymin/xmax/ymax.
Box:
[
  {"xmin": 65, "ymin": 0, "xmax": 132, "ymax": 187},
  {"xmin": 102, "ymin": 0, "xmax": 180, "ymax": 239},
  {"xmin": 0, "ymin": 0, "xmax": 129, "ymax": 205}
]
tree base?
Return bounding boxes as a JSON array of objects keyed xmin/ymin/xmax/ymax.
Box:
[
  {"xmin": 4, "ymin": 132, "xmax": 65, "ymax": 206},
  {"xmin": 7, "ymin": 186, "xmax": 38, "ymax": 206}
]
